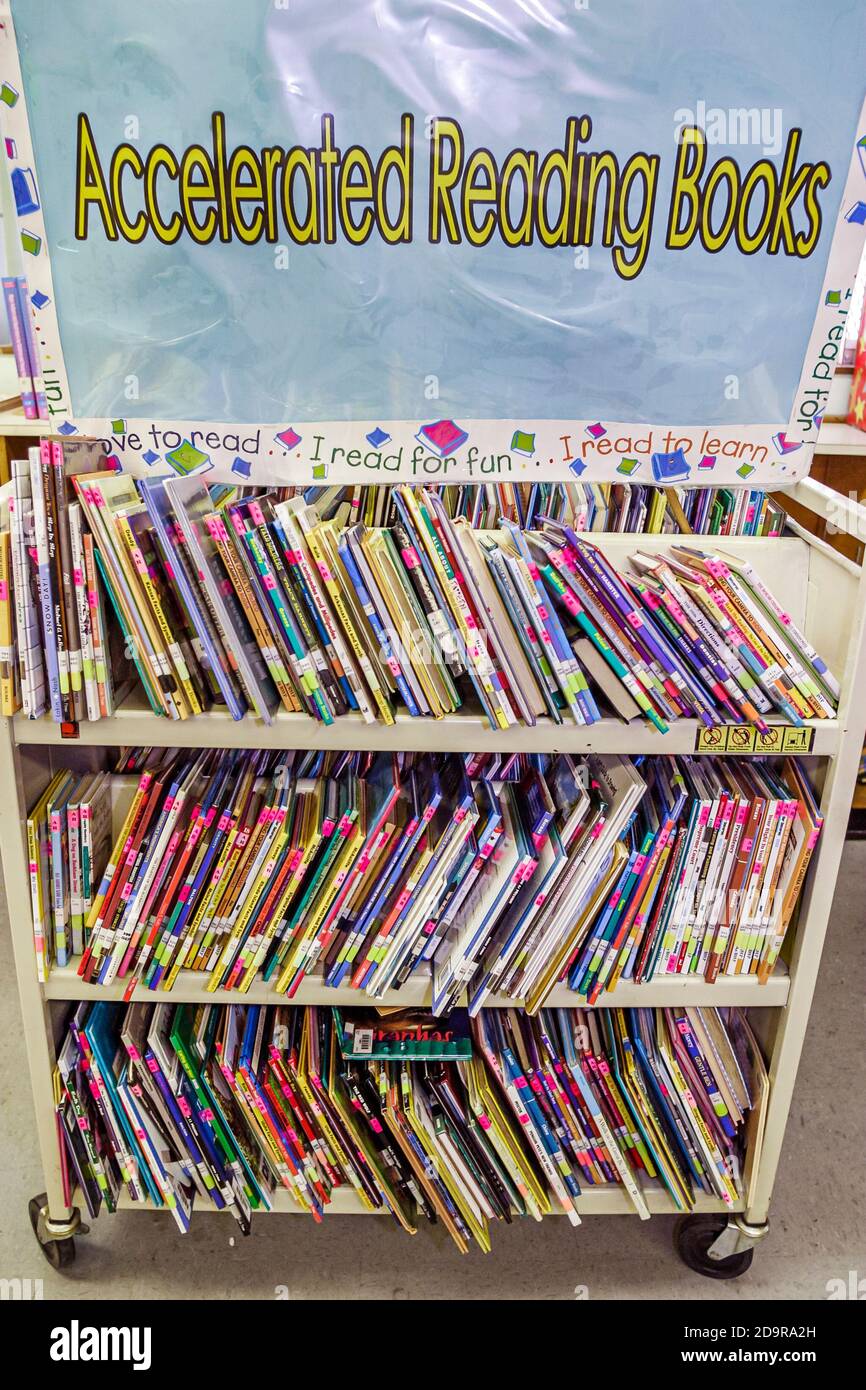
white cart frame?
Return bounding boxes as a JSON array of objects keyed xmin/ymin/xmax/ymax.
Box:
[{"xmin": 1, "ymin": 475, "xmax": 865, "ymax": 1254}]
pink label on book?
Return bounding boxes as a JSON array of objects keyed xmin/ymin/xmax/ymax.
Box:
[
  {"xmin": 88, "ymin": 590, "xmax": 98, "ymax": 608},
  {"xmin": 807, "ymin": 829, "xmax": 820, "ymax": 849},
  {"xmin": 537, "ymin": 604, "xmax": 548, "ymax": 621},
  {"xmin": 454, "ymin": 807, "xmax": 466, "ymax": 822},
  {"xmin": 317, "ymin": 561, "xmax": 333, "ymax": 583},
  {"xmin": 736, "ymin": 804, "xmax": 749, "ymax": 824},
  {"xmin": 401, "ymin": 545, "xmax": 420, "ymax": 569},
  {"xmin": 741, "ymin": 837, "xmax": 754, "ymax": 854},
  {"xmin": 514, "ymin": 1075, "xmax": 528, "ymax": 1088},
  {"xmin": 386, "ymin": 656, "xmax": 400, "ymax": 676},
  {"xmin": 178, "ymin": 1096, "xmax": 192, "ymax": 1118},
  {"xmin": 625, "ymin": 609, "xmax": 643, "ymax": 629},
  {"xmin": 263, "ymin": 573, "xmax": 276, "ymax": 590},
  {"xmin": 218, "ymin": 814, "xmax": 231, "ymax": 832},
  {"xmin": 478, "ymin": 1114, "xmax": 492, "ymax": 1130},
  {"xmin": 369, "ymin": 1117, "xmax": 383, "ymax": 1133},
  {"xmin": 698, "ymin": 807, "xmax": 710, "ymax": 825},
  {"xmin": 562, "ymin": 592, "xmax": 579, "ymax": 614},
  {"xmin": 127, "ymin": 1044, "xmax": 140, "ymax": 1061}
]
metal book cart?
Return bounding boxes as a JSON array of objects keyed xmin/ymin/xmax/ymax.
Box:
[{"xmin": 1, "ymin": 471, "xmax": 864, "ymax": 1278}]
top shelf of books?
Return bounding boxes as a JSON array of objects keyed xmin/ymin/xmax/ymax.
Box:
[{"xmin": 6, "ymin": 444, "xmax": 855, "ymax": 750}]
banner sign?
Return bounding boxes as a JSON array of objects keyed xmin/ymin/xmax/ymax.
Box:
[{"xmin": 2, "ymin": 0, "xmax": 865, "ymax": 484}]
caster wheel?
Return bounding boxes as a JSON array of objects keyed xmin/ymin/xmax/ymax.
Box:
[
  {"xmin": 674, "ymin": 1214, "xmax": 753, "ymax": 1280},
  {"xmin": 28, "ymin": 1194, "xmax": 77, "ymax": 1270}
]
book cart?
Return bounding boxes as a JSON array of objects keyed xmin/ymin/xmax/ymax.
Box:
[{"xmin": 1, "ymin": 454, "xmax": 865, "ymax": 1280}]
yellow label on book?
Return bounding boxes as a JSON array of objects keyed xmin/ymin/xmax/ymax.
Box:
[
  {"xmin": 754, "ymin": 726, "xmax": 785, "ymax": 753},
  {"xmin": 725, "ymin": 725, "xmax": 757, "ymax": 753},
  {"xmin": 782, "ymin": 726, "xmax": 814, "ymax": 753},
  {"xmin": 695, "ymin": 726, "xmax": 726, "ymax": 753}
]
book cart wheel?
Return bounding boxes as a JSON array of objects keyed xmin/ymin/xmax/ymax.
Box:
[
  {"xmin": 673, "ymin": 1214, "xmax": 755, "ymax": 1280},
  {"xmin": 28, "ymin": 1194, "xmax": 80, "ymax": 1271}
]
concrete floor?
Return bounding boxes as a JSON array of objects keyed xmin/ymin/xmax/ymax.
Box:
[{"xmin": 0, "ymin": 845, "xmax": 863, "ymax": 1301}]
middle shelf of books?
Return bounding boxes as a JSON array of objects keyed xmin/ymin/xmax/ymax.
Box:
[{"xmin": 23, "ymin": 741, "xmax": 818, "ymax": 1012}]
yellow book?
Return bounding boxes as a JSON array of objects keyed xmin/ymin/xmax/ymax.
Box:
[
  {"xmin": 72, "ymin": 474, "xmax": 173, "ymax": 717},
  {"xmin": 383, "ymin": 1078, "xmax": 470, "ymax": 1253},
  {"xmin": 115, "ymin": 510, "xmax": 197, "ymax": 717},
  {"xmin": 618, "ymin": 1012, "xmax": 694, "ymax": 1210},
  {"xmin": 253, "ymin": 782, "xmax": 325, "ymax": 983},
  {"xmin": 0, "ymin": 529, "xmax": 19, "ymax": 714},
  {"xmin": 85, "ymin": 771, "xmax": 154, "ymax": 958},
  {"xmin": 295, "ymin": 1016, "xmax": 378, "ymax": 1213},
  {"xmin": 464, "ymin": 1056, "xmax": 550, "ymax": 1220},
  {"xmin": 655, "ymin": 1015, "xmax": 739, "ymax": 1207},
  {"xmin": 206, "ymin": 792, "xmax": 295, "ymax": 992},
  {"xmin": 176, "ymin": 797, "xmax": 251, "ymax": 976},
  {"xmin": 272, "ymin": 814, "xmax": 363, "ymax": 995},
  {"xmin": 523, "ymin": 847, "xmax": 626, "ymax": 1015},
  {"xmin": 304, "ymin": 517, "xmax": 394, "ymax": 724},
  {"xmin": 647, "ymin": 489, "xmax": 668, "ymax": 533},
  {"xmin": 398, "ymin": 486, "xmax": 510, "ymax": 729},
  {"xmin": 27, "ymin": 782, "xmax": 55, "ymax": 981},
  {"xmin": 361, "ymin": 528, "xmax": 449, "ymax": 718},
  {"xmin": 606, "ymin": 842, "xmax": 671, "ymax": 995},
  {"xmin": 186, "ymin": 775, "xmax": 269, "ymax": 973}
]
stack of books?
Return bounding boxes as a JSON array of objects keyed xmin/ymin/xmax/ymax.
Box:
[
  {"xmin": 6, "ymin": 453, "xmax": 840, "ymax": 733},
  {"xmin": 304, "ymin": 480, "xmax": 785, "ymax": 536},
  {"xmin": 54, "ymin": 1001, "xmax": 767, "ymax": 1243},
  {"xmin": 29, "ymin": 749, "xmax": 821, "ymax": 1000}
]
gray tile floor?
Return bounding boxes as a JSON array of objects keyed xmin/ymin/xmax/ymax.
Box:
[{"xmin": 1, "ymin": 845, "xmax": 863, "ymax": 1301}]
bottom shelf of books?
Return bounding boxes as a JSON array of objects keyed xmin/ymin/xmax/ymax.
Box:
[{"xmin": 56, "ymin": 1001, "xmax": 763, "ymax": 1250}]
